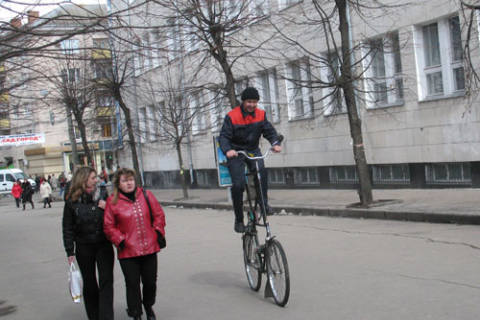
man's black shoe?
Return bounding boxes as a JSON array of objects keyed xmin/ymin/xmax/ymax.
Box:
[
  {"xmin": 265, "ymin": 205, "xmax": 274, "ymax": 216},
  {"xmin": 234, "ymin": 220, "xmax": 245, "ymax": 233}
]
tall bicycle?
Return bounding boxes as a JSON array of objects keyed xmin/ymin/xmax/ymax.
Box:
[{"xmin": 237, "ymin": 136, "xmax": 290, "ymax": 307}]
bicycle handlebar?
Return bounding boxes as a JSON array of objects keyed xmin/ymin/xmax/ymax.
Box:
[{"xmin": 236, "ymin": 135, "xmax": 284, "ymax": 160}]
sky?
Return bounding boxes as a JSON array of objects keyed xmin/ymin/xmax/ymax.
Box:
[{"xmin": 0, "ymin": 0, "xmax": 106, "ymax": 22}]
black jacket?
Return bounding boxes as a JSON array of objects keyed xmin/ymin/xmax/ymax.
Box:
[
  {"xmin": 62, "ymin": 192, "xmax": 108, "ymax": 257},
  {"xmin": 219, "ymin": 104, "xmax": 278, "ymax": 154}
]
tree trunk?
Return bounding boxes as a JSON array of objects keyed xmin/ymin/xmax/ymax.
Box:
[
  {"xmin": 116, "ymin": 94, "xmax": 142, "ymax": 185},
  {"xmin": 336, "ymin": 0, "xmax": 373, "ymax": 206},
  {"xmin": 212, "ymin": 46, "xmax": 237, "ymax": 108},
  {"xmin": 176, "ymin": 142, "xmax": 189, "ymax": 199},
  {"xmin": 76, "ymin": 117, "xmax": 93, "ymax": 167},
  {"xmin": 65, "ymin": 106, "xmax": 80, "ymax": 167}
]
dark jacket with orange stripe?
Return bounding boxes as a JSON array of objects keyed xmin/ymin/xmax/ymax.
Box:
[{"xmin": 219, "ymin": 104, "xmax": 278, "ymax": 153}]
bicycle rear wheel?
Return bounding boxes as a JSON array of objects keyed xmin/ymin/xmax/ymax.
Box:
[
  {"xmin": 243, "ymin": 233, "xmax": 262, "ymax": 291},
  {"xmin": 266, "ymin": 239, "xmax": 290, "ymax": 306}
]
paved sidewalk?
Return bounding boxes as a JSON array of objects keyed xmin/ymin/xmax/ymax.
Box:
[{"xmin": 150, "ymin": 188, "xmax": 480, "ymax": 225}]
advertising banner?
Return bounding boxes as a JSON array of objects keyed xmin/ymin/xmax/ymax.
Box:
[
  {"xmin": 0, "ymin": 133, "xmax": 46, "ymax": 147},
  {"xmin": 213, "ymin": 136, "xmax": 232, "ymax": 187}
]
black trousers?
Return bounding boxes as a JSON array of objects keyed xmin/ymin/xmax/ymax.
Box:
[
  {"xmin": 14, "ymin": 197, "xmax": 20, "ymax": 208},
  {"xmin": 119, "ymin": 253, "xmax": 158, "ymax": 318},
  {"xmin": 227, "ymin": 149, "xmax": 268, "ymax": 222},
  {"xmin": 43, "ymin": 197, "xmax": 51, "ymax": 207},
  {"xmin": 76, "ymin": 241, "xmax": 115, "ymax": 320}
]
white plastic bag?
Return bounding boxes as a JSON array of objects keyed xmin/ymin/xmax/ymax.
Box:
[{"xmin": 68, "ymin": 263, "xmax": 82, "ymax": 304}]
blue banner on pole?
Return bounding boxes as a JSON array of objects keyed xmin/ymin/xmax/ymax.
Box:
[{"xmin": 213, "ymin": 136, "xmax": 232, "ymax": 187}]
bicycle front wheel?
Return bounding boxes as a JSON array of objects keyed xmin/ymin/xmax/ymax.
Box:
[
  {"xmin": 266, "ymin": 239, "xmax": 290, "ymax": 306},
  {"xmin": 243, "ymin": 233, "xmax": 262, "ymax": 291}
]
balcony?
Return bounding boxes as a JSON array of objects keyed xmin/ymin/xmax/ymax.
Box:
[
  {"xmin": 0, "ymin": 93, "xmax": 9, "ymax": 103},
  {"xmin": 92, "ymin": 49, "xmax": 112, "ymax": 59},
  {"xmin": 0, "ymin": 118, "xmax": 10, "ymax": 129},
  {"xmin": 97, "ymin": 107, "xmax": 114, "ymax": 117}
]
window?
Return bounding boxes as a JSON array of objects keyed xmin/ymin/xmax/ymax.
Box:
[
  {"xmin": 139, "ymin": 108, "xmax": 147, "ymax": 143},
  {"xmin": 191, "ymin": 91, "xmax": 207, "ymax": 134},
  {"xmin": 6, "ymin": 174, "xmax": 15, "ymax": 182},
  {"xmin": 133, "ymin": 40, "xmax": 145, "ymax": 76},
  {"xmin": 285, "ymin": 59, "xmax": 313, "ymax": 120},
  {"xmin": 249, "ymin": 0, "xmax": 269, "ymax": 16},
  {"xmin": 256, "ymin": 69, "xmax": 280, "ymax": 123},
  {"xmin": 373, "ymin": 164, "xmax": 410, "ymax": 184},
  {"xmin": 167, "ymin": 20, "xmax": 182, "ymax": 62},
  {"xmin": 330, "ymin": 166, "xmax": 358, "ymax": 183},
  {"xmin": 425, "ymin": 163, "xmax": 471, "ymax": 184},
  {"xmin": 269, "ymin": 168, "xmax": 285, "ymax": 184},
  {"xmin": 196, "ymin": 170, "xmax": 210, "ymax": 186},
  {"xmin": 24, "ymin": 105, "xmax": 32, "ymax": 117},
  {"xmin": 101, "ymin": 123, "xmax": 112, "ymax": 137},
  {"xmin": 294, "ymin": 167, "xmax": 319, "ymax": 184},
  {"xmin": 93, "ymin": 39, "xmax": 109, "ymax": 49},
  {"xmin": 147, "ymin": 105, "xmax": 157, "ymax": 141},
  {"xmin": 62, "ymin": 68, "xmax": 80, "ymax": 84},
  {"xmin": 321, "ymin": 52, "xmax": 346, "ymax": 115},
  {"xmin": 183, "ymin": 23, "xmax": 200, "ymax": 53},
  {"xmin": 415, "ymin": 15, "xmax": 465, "ymax": 99},
  {"xmin": 363, "ymin": 32, "xmax": 403, "ymax": 108},
  {"xmin": 94, "ymin": 60, "xmax": 112, "ymax": 80},
  {"xmin": 278, "ymin": 0, "xmax": 301, "ymax": 10},
  {"xmin": 61, "ymin": 39, "xmax": 79, "ymax": 54},
  {"xmin": 209, "ymin": 89, "xmax": 227, "ymax": 131},
  {"xmin": 151, "ymin": 28, "xmax": 163, "ymax": 68}
]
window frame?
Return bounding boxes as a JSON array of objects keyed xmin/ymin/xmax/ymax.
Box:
[
  {"xmin": 284, "ymin": 59, "xmax": 314, "ymax": 121},
  {"xmin": 414, "ymin": 15, "xmax": 465, "ymax": 100},
  {"xmin": 362, "ymin": 32, "xmax": 404, "ymax": 109}
]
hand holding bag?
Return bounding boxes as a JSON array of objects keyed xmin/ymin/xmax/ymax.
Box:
[
  {"xmin": 68, "ymin": 263, "xmax": 82, "ymax": 304},
  {"xmin": 143, "ymin": 188, "xmax": 166, "ymax": 249}
]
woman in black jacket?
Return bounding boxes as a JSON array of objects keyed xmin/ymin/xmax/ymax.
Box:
[
  {"xmin": 62, "ymin": 166, "xmax": 114, "ymax": 320},
  {"xmin": 21, "ymin": 180, "xmax": 34, "ymax": 210}
]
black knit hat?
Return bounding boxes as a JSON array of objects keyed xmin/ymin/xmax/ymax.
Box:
[{"xmin": 241, "ymin": 87, "xmax": 260, "ymax": 101}]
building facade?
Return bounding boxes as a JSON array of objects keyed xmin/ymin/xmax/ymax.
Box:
[{"xmin": 0, "ymin": 5, "xmax": 118, "ymax": 178}]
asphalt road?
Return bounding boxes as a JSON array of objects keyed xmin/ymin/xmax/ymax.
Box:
[{"xmin": 1, "ymin": 198, "xmax": 480, "ymax": 320}]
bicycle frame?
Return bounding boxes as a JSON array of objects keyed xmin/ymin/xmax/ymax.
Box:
[{"xmin": 238, "ymin": 137, "xmax": 282, "ymax": 241}]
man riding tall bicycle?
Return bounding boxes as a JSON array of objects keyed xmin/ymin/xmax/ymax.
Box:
[{"xmin": 219, "ymin": 87, "xmax": 282, "ymax": 233}]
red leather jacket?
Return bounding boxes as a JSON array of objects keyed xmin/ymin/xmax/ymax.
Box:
[{"xmin": 104, "ymin": 188, "xmax": 166, "ymax": 259}]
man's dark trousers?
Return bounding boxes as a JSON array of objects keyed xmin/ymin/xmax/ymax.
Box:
[{"xmin": 228, "ymin": 148, "xmax": 268, "ymax": 222}]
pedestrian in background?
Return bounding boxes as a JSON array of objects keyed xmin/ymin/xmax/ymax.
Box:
[
  {"xmin": 59, "ymin": 175, "xmax": 66, "ymax": 198},
  {"xmin": 22, "ymin": 180, "xmax": 34, "ymax": 210},
  {"xmin": 11, "ymin": 179, "xmax": 22, "ymax": 208},
  {"xmin": 40, "ymin": 180, "xmax": 52, "ymax": 208},
  {"xmin": 51, "ymin": 173, "xmax": 58, "ymax": 191},
  {"xmin": 62, "ymin": 166, "xmax": 114, "ymax": 320},
  {"xmin": 34, "ymin": 175, "xmax": 40, "ymax": 193},
  {"xmin": 104, "ymin": 168, "xmax": 166, "ymax": 320}
]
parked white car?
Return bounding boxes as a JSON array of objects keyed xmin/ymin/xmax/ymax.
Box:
[{"xmin": 0, "ymin": 169, "xmax": 36, "ymax": 194}]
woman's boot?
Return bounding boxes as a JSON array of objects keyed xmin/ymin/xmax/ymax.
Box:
[{"xmin": 144, "ymin": 305, "xmax": 156, "ymax": 320}]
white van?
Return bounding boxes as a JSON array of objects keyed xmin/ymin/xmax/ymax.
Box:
[{"xmin": 0, "ymin": 169, "xmax": 36, "ymax": 194}]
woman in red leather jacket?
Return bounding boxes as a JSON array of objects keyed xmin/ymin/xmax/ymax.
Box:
[{"xmin": 104, "ymin": 168, "xmax": 166, "ymax": 320}]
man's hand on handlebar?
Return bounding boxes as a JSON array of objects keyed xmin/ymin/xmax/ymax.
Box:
[
  {"xmin": 226, "ymin": 150, "xmax": 238, "ymax": 158},
  {"xmin": 272, "ymin": 145, "xmax": 282, "ymax": 153}
]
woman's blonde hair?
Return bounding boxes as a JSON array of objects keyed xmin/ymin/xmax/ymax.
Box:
[
  {"xmin": 67, "ymin": 166, "xmax": 96, "ymax": 202},
  {"xmin": 112, "ymin": 167, "xmax": 137, "ymax": 204}
]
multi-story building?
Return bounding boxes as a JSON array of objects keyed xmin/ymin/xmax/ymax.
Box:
[
  {"xmin": 104, "ymin": 1, "xmax": 480, "ymax": 189},
  {"xmin": 0, "ymin": 4, "xmax": 118, "ymax": 177}
]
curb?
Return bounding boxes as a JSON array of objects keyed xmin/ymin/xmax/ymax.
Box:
[{"xmin": 159, "ymin": 201, "xmax": 480, "ymax": 226}]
